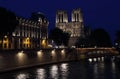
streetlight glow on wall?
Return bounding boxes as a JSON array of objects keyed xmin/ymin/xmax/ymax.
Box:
[
  {"xmin": 37, "ymin": 50, "xmax": 43, "ymax": 58},
  {"xmin": 61, "ymin": 49, "xmax": 65, "ymax": 59},
  {"xmin": 16, "ymin": 51, "xmax": 27, "ymax": 65},
  {"xmin": 61, "ymin": 49, "xmax": 65, "ymax": 54},
  {"xmin": 51, "ymin": 49, "xmax": 56, "ymax": 56},
  {"xmin": 51, "ymin": 49, "xmax": 56, "ymax": 60},
  {"xmin": 17, "ymin": 51, "xmax": 24, "ymax": 57}
]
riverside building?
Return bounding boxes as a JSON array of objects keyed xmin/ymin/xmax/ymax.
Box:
[{"xmin": 0, "ymin": 12, "xmax": 49, "ymax": 49}]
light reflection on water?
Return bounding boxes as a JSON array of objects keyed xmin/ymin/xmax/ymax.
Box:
[
  {"xmin": 50, "ymin": 65, "xmax": 59, "ymax": 79},
  {"xmin": 0, "ymin": 61, "xmax": 120, "ymax": 79},
  {"xmin": 60, "ymin": 63, "xmax": 68, "ymax": 79},
  {"xmin": 36, "ymin": 68, "xmax": 46, "ymax": 79},
  {"xmin": 15, "ymin": 73, "xmax": 29, "ymax": 79}
]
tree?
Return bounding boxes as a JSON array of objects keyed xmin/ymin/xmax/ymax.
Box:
[
  {"xmin": 49, "ymin": 27, "xmax": 63, "ymax": 46},
  {"xmin": 90, "ymin": 28, "xmax": 112, "ymax": 47},
  {"xmin": 49, "ymin": 27, "xmax": 70, "ymax": 46},
  {"xmin": 62, "ymin": 32, "xmax": 70, "ymax": 46},
  {"xmin": 75, "ymin": 36, "xmax": 95, "ymax": 48},
  {"xmin": 114, "ymin": 30, "xmax": 120, "ymax": 48},
  {"xmin": 0, "ymin": 7, "xmax": 18, "ymax": 36},
  {"xmin": 75, "ymin": 25, "xmax": 95, "ymax": 48}
]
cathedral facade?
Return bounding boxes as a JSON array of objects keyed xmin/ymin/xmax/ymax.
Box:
[{"xmin": 56, "ymin": 8, "xmax": 84, "ymax": 46}]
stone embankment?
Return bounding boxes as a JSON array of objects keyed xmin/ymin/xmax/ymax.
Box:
[{"xmin": 0, "ymin": 48, "xmax": 77, "ymax": 73}]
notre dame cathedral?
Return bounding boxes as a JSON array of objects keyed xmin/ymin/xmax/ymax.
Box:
[{"xmin": 56, "ymin": 8, "xmax": 84, "ymax": 47}]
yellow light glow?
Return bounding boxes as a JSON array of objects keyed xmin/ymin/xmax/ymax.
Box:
[
  {"xmin": 4, "ymin": 35, "xmax": 7, "ymax": 38},
  {"xmin": 22, "ymin": 37, "xmax": 31, "ymax": 48},
  {"xmin": 2, "ymin": 37, "xmax": 9, "ymax": 48},
  {"xmin": 3, "ymin": 38, "xmax": 8, "ymax": 43},
  {"xmin": 37, "ymin": 50, "xmax": 43, "ymax": 61},
  {"xmin": 51, "ymin": 49, "xmax": 55, "ymax": 55},
  {"xmin": 42, "ymin": 40, "xmax": 45, "ymax": 44},
  {"xmin": 41, "ymin": 39, "xmax": 47, "ymax": 48},
  {"xmin": 27, "ymin": 37, "xmax": 29, "ymax": 39},
  {"xmin": 37, "ymin": 50, "xmax": 43, "ymax": 58},
  {"xmin": 17, "ymin": 51, "xmax": 24, "ymax": 57},
  {"xmin": 61, "ymin": 49, "xmax": 65, "ymax": 59},
  {"xmin": 16, "ymin": 51, "xmax": 27, "ymax": 65},
  {"xmin": 61, "ymin": 49, "xmax": 65, "ymax": 54}
]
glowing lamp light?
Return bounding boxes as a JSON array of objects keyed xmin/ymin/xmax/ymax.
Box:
[
  {"xmin": 51, "ymin": 49, "xmax": 55, "ymax": 55},
  {"xmin": 37, "ymin": 50, "xmax": 42, "ymax": 55},
  {"xmin": 17, "ymin": 51, "xmax": 24, "ymax": 57},
  {"xmin": 61, "ymin": 49, "xmax": 65, "ymax": 54},
  {"xmin": 41, "ymin": 39, "xmax": 46, "ymax": 48},
  {"xmin": 37, "ymin": 50, "xmax": 43, "ymax": 58},
  {"xmin": 4, "ymin": 35, "xmax": 7, "ymax": 38}
]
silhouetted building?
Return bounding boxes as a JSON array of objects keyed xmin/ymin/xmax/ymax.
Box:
[
  {"xmin": 0, "ymin": 12, "xmax": 49, "ymax": 49},
  {"xmin": 56, "ymin": 8, "xmax": 84, "ymax": 46}
]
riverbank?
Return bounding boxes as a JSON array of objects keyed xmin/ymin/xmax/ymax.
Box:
[{"xmin": 0, "ymin": 48, "xmax": 77, "ymax": 73}]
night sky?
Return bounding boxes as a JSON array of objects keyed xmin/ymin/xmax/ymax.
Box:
[{"xmin": 0, "ymin": 0, "xmax": 120, "ymax": 43}]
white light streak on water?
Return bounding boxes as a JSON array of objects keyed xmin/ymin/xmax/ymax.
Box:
[
  {"xmin": 88, "ymin": 58, "xmax": 92, "ymax": 62},
  {"xmin": 36, "ymin": 68, "xmax": 46, "ymax": 79},
  {"xmin": 50, "ymin": 65, "xmax": 58, "ymax": 79},
  {"xmin": 60, "ymin": 63, "xmax": 68, "ymax": 79},
  {"xmin": 16, "ymin": 73, "xmax": 29, "ymax": 79}
]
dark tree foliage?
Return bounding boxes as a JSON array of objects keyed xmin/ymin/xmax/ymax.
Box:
[
  {"xmin": 49, "ymin": 28, "xmax": 63, "ymax": 45},
  {"xmin": 115, "ymin": 30, "xmax": 120, "ymax": 42},
  {"xmin": 114, "ymin": 30, "xmax": 120, "ymax": 54},
  {"xmin": 90, "ymin": 28, "xmax": 112, "ymax": 47},
  {"xmin": 75, "ymin": 37, "xmax": 87, "ymax": 47},
  {"xmin": 49, "ymin": 27, "xmax": 70, "ymax": 46},
  {"xmin": 0, "ymin": 7, "xmax": 18, "ymax": 36},
  {"xmin": 75, "ymin": 37, "xmax": 95, "ymax": 48},
  {"xmin": 62, "ymin": 32, "xmax": 70, "ymax": 46},
  {"xmin": 114, "ymin": 30, "xmax": 120, "ymax": 48}
]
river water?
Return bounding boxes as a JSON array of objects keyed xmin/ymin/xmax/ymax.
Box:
[{"xmin": 0, "ymin": 60, "xmax": 120, "ymax": 79}]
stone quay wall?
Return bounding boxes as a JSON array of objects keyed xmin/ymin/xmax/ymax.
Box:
[{"xmin": 0, "ymin": 48, "xmax": 78, "ymax": 73}]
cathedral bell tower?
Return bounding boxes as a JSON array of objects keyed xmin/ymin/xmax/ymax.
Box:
[{"xmin": 56, "ymin": 8, "xmax": 84, "ymax": 47}]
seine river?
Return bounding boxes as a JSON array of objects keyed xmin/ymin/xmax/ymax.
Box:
[{"xmin": 0, "ymin": 60, "xmax": 120, "ymax": 79}]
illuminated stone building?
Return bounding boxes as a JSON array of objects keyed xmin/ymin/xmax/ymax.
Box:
[
  {"xmin": 0, "ymin": 12, "xmax": 49, "ymax": 49},
  {"xmin": 56, "ymin": 8, "xmax": 84, "ymax": 46}
]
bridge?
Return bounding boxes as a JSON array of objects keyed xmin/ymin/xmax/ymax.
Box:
[{"xmin": 76, "ymin": 47, "xmax": 119, "ymax": 61}]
